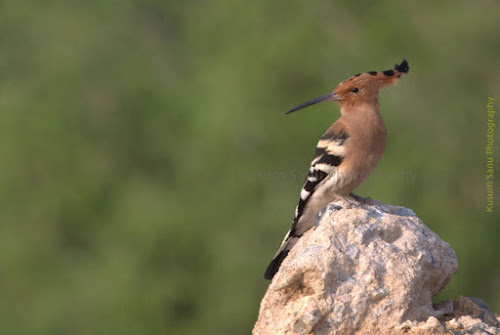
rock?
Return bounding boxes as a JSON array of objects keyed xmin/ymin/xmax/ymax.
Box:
[
  {"xmin": 254, "ymin": 198, "xmax": 500, "ymax": 334},
  {"xmin": 452, "ymin": 296, "xmax": 499, "ymax": 327},
  {"xmin": 436, "ymin": 297, "xmax": 500, "ymax": 335},
  {"xmin": 426, "ymin": 297, "xmax": 500, "ymax": 335},
  {"xmin": 401, "ymin": 313, "xmax": 500, "ymax": 335},
  {"xmin": 433, "ymin": 299, "xmax": 454, "ymax": 318},
  {"xmin": 444, "ymin": 315, "xmax": 499, "ymax": 334},
  {"xmin": 253, "ymin": 198, "xmax": 459, "ymax": 335}
]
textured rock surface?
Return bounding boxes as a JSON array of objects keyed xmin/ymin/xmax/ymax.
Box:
[
  {"xmin": 397, "ymin": 297, "xmax": 500, "ymax": 334},
  {"xmin": 437, "ymin": 296, "xmax": 500, "ymax": 334},
  {"xmin": 254, "ymin": 198, "xmax": 462, "ymax": 335}
]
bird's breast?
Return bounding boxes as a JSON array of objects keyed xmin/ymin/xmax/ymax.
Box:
[{"xmin": 336, "ymin": 116, "xmax": 387, "ymax": 194}]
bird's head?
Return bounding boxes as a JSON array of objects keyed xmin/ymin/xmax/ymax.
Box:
[{"xmin": 286, "ymin": 60, "xmax": 409, "ymax": 114}]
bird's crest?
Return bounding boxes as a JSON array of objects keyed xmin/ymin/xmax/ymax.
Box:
[
  {"xmin": 286, "ymin": 60, "xmax": 409, "ymax": 114},
  {"xmin": 339, "ymin": 59, "xmax": 409, "ymax": 90}
]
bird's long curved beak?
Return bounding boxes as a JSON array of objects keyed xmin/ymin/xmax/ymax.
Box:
[{"xmin": 285, "ymin": 92, "xmax": 340, "ymax": 115}]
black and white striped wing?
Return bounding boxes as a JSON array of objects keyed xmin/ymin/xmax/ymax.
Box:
[
  {"xmin": 264, "ymin": 127, "xmax": 349, "ymax": 280},
  {"xmin": 289, "ymin": 129, "xmax": 348, "ymax": 236}
]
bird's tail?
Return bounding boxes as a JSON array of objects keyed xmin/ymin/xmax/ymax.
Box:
[{"xmin": 264, "ymin": 230, "xmax": 300, "ymax": 280}]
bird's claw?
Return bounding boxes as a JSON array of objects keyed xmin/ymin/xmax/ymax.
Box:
[{"xmin": 348, "ymin": 193, "xmax": 379, "ymax": 206}]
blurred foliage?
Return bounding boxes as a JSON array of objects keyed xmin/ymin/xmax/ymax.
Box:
[{"xmin": 0, "ymin": 0, "xmax": 499, "ymax": 334}]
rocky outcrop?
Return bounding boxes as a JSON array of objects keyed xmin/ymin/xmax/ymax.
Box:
[
  {"xmin": 399, "ymin": 296, "xmax": 500, "ymax": 334},
  {"xmin": 253, "ymin": 199, "xmax": 499, "ymax": 335}
]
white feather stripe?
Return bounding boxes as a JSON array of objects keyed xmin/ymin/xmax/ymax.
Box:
[
  {"xmin": 316, "ymin": 139, "xmax": 346, "ymax": 157},
  {"xmin": 300, "ymin": 188, "xmax": 310, "ymax": 200},
  {"xmin": 281, "ymin": 230, "xmax": 290, "ymax": 245},
  {"xmin": 313, "ymin": 163, "xmax": 336, "ymax": 174},
  {"xmin": 311, "ymin": 156, "xmax": 322, "ymax": 165},
  {"xmin": 307, "ymin": 176, "xmax": 318, "ymax": 182}
]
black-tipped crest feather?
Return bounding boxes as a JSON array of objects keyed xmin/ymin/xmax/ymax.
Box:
[{"xmin": 394, "ymin": 59, "xmax": 409, "ymax": 74}]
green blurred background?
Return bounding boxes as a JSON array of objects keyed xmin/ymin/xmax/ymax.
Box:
[{"xmin": 1, "ymin": 1, "xmax": 499, "ymax": 334}]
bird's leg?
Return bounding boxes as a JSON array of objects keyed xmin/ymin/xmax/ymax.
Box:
[
  {"xmin": 348, "ymin": 193, "xmax": 379, "ymax": 206},
  {"xmin": 329, "ymin": 193, "xmax": 360, "ymax": 207},
  {"xmin": 348, "ymin": 192, "xmax": 365, "ymax": 202}
]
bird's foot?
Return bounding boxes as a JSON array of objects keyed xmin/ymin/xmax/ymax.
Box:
[
  {"xmin": 348, "ymin": 193, "xmax": 379, "ymax": 206},
  {"xmin": 332, "ymin": 194, "xmax": 360, "ymax": 207}
]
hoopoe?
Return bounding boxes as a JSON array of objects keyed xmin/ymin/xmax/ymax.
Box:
[{"xmin": 264, "ymin": 60, "xmax": 409, "ymax": 280}]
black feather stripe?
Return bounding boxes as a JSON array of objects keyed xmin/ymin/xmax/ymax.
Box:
[
  {"xmin": 320, "ymin": 130, "xmax": 349, "ymax": 146},
  {"xmin": 313, "ymin": 146, "xmax": 327, "ymax": 160},
  {"xmin": 297, "ymin": 198, "xmax": 306, "ymax": 214},
  {"xmin": 383, "ymin": 69, "xmax": 395, "ymax": 76},
  {"xmin": 289, "ymin": 129, "xmax": 349, "ymax": 237},
  {"xmin": 292, "ymin": 198, "xmax": 307, "ymax": 231},
  {"xmin": 264, "ymin": 248, "xmax": 289, "ymax": 279},
  {"xmin": 310, "ymin": 169, "xmax": 327, "ymax": 180},
  {"xmin": 303, "ymin": 180, "xmax": 316, "ymax": 192},
  {"xmin": 290, "ymin": 154, "xmax": 343, "ymax": 233},
  {"xmin": 315, "ymin": 153, "xmax": 342, "ymax": 168}
]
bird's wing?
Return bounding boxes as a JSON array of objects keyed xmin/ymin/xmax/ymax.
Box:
[
  {"xmin": 289, "ymin": 124, "xmax": 349, "ymax": 237},
  {"xmin": 264, "ymin": 124, "xmax": 349, "ymax": 280}
]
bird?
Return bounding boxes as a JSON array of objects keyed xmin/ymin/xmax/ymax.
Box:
[{"xmin": 264, "ymin": 60, "xmax": 409, "ymax": 280}]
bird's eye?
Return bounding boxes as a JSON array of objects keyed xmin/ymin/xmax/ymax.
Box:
[{"xmin": 352, "ymin": 87, "xmax": 359, "ymax": 93}]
